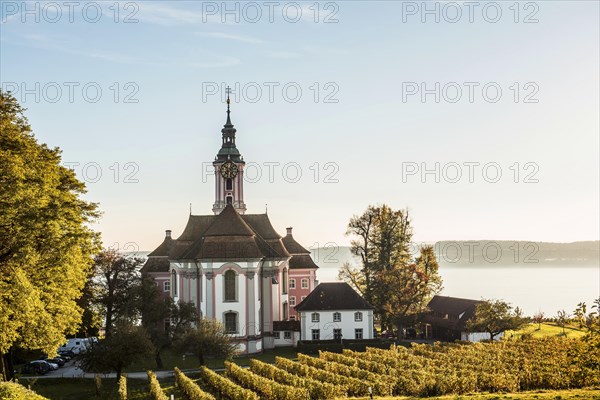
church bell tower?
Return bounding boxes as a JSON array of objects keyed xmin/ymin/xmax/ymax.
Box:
[{"xmin": 212, "ymin": 88, "xmax": 247, "ymax": 215}]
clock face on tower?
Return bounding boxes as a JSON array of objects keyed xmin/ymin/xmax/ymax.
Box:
[{"xmin": 220, "ymin": 161, "xmax": 238, "ymax": 179}]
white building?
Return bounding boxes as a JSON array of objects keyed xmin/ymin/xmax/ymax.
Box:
[{"xmin": 296, "ymin": 282, "xmax": 375, "ymax": 341}]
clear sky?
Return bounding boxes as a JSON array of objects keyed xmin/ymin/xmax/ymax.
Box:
[{"xmin": 1, "ymin": 1, "xmax": 598, "ymax": 252}]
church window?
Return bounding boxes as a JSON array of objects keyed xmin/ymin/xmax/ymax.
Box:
[
  {"xmin": 171, "ymin": 270, "xmax": 177, "ymax": 296},
  {"xmin": 224, "ymin": 312, "xmax": 238, "ymax": 333},
  {"xmin": 311, "ymin": 312, "xmax": 320, "ymax": 323},
  {"xmin": 333, "ymin": 312, "xmax": 341, "ymax": 322},
  {"xmin": 226, "ymin": 178, "xmax": 233, "ymax": 190},
  {"xmin": 224, "ymin": 270, "xmax": 237, "ymax": 301},
  {"xmin": 282, "ymin": 269, "xmax": 288, "ymax": 294},
  {"xmin": 289, "ymin": 279, "xmax": 296, "ymax": 289},
  {"xmin": 301, "ymin": 278, "xmax": 309, "ymax": 289}
]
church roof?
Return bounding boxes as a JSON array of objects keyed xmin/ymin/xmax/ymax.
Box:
[
  {"xmin": 281, "ymin": 230, "xmax": 310, "ymax": 254},
  {"xmin": 142, "ymin": 205, "xmax": 294, "ymax": 269},
  {"xmin": 282, "ymin": 228, "xmax": 319, "ymax": 270},
  {"xmin": 295, "ymin": 282, "xmax": 373, "ymax": 311},
  {"xmin": 288, "ymin": 254, "xmax": 319, "ymax": 270}
]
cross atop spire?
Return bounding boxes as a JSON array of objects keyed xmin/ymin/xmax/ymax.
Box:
[
  {"xmin": 226, "ymin": 86, "xmax": 231, "ymax": 113},
  {"xmin": 225, "ymin": 85, "xmax": 233, "ymax": 126}
]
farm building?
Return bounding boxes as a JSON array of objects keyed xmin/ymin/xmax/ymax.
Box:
[{"xmin": 420, "ymin": 295, "xmax": 503, "ymax": 342}]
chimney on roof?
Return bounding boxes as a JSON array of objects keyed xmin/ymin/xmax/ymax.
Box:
[
  {"xmin": 286, "ymin": 227, "xmax": 293, "ymax": 235},
  {"xmin": 165, "ymin": 230, "xmax": 172, "ymax": 239}
]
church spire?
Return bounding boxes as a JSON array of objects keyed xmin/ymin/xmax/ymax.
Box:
[{"xmin": 217, "ymin": 85, "xmax": 241, "ymax": 162}]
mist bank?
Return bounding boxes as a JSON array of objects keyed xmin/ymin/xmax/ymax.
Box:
[{"xmin": 311, "ymin": 241, "xmax": 599, "ymax": 270}]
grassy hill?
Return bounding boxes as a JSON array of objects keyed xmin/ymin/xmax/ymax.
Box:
[{"xmin": 507, "ymin": 322, "xmax": 586, "ymax": 339}]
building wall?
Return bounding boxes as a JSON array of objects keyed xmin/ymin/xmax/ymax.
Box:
[
  {"xmin": 273, "ymin": 331, "xmax": 300, "ymax": 347},
  {"xmin": 461, "ymin": 331, "xmax": 504, "ymax": 342},
  {"xmin": 288, "ymin": 268, "xmax": 317, "ymax": 319},
  {"xmin": 298, "ymin": 310, "xmax": 374, "ymax": 341}
]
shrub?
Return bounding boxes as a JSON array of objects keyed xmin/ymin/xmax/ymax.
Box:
[
  {"xmin": 174, "ymin": 367, "xmax": 215, "ymax": 400},
  {"xmin": 118, "ymin": 375, "xmax": 127, "ymax": 400},
  {"xmin": 147, "ymin": 370, "xmax": 169, "ymax": 400},
  {"xmin": 199, "ymin": 365, "xmax": 258, "ymax": 400},
  {"xmin": 0, "ymin": 381, "xmax": 48, "ymax": 400},
  {"xmin": 250, "ymin": 359, "xmax": 343, "ymax": 399},
  {"xmin": 225, "ymin": 361, "xmax": 306, "ymax": 400}
]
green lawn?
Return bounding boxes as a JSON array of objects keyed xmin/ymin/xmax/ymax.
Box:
[{"xmin": 506, "ymin": 322, "xmax": 586, "ymax": 339}]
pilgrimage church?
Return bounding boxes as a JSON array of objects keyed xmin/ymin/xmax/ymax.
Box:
[{"xmin": 141, "ymin": 94, "xmax": 319, "ymax": 354}]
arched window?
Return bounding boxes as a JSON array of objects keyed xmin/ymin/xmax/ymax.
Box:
[
  {"xmin": 333, "ymin": 312, "xmax": 341, "ymax": 322},
  {"xmin": 171, "ymin": 270, "xmax": 177, "ymax": 296},
  {"xmin": 226, "ymin": 178, "xmax": 233, "ymax": 190},
  {"xmin": 282, "ymin": 268, "xmax": 288, "ymax": 294},
  {"xmin": 311, "ymin": 312, "xmax": 320, "ymax": 323},
  {"xmin": 354, "ymin": 311, "xmax": 363, "ymax": 322},
  {"xmin": 224, "ymin": 312, "xmax": 238, "ymax": 333},
  {"xmin": 224, "ymin": 270, "xmax": 237, "ymax": 301}
]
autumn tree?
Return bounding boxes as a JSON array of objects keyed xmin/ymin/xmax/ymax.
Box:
[
  {"xmin": 340, "ymin": 205, "xmax": 442, "ymax": 332},
  {"xmin": 556, "ymin": 310, "xmax": 569, "ymax": 336},
  {"xmin": 574, "ymin": 302, "xmax": 587, "ymax": 329},
  {"xmin": 174, "ymin": 318, "xmax": 237, "ymax": 365},
  {"xmin": 138, "ymin": 276, "xmax": 197, "ymax": 368},
  {"xmin": 532, "ymin": 311, "xmax": 545, "ymax": 331},
  {"xmin": 0, "ymin": 90, "xmax": 100, "ymax": 379},
  {"xmin": 467, "ymin": 299, "xmax": 527, "ymax": 341}
]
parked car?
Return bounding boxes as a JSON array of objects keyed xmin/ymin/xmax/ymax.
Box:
[
  {"xmin": 57, "ymin": 349, "xmax": 75, "ymax": 359},
  {"xmin": 21, "ymin": 360, "xmax": 51, "ymax": 375},
  {"xmin": 42, "ymin": 357, "xmax": 66, "ymax": 367}
]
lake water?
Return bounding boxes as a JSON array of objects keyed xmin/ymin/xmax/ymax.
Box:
[{"xmin": 316, "ymin": 264, "xmax": 599, "ymax": 316}]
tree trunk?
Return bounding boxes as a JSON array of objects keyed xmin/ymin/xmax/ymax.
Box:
[
  {"xmin": 155, "ymin": 351, "xmax": 163, "ymax": 369},
  {"xmin": 105, "ymin": 307, "xmax": 113, "ymax": 338},
  {"xmin": 1, "ymin": 347, "xmax": 15, "ymax": 381},
  {"xmin": 116, "ymin": 365, "xmax": 122, "ymax": 382},
  {"xmin": 198, "ymin": 353, "xmax": 205, "ymax": 366}
]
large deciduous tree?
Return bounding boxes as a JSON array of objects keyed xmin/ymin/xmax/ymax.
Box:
[
  {"xmin": 340, "ymin": 205, "xmax": 442, "ymax": 333},
  {"xmin": 78, "ymin": 322, "xmax": 154, "ymax": 381},
  {"xmin": 138, "ymin": 276, "xmax": 197, "ymax": 369},
  {"xmin": 92, "ymin": 249, "xmax": 143, "ymax": 337},
  {"xmin": 0, "ymin": 90, "xmax": 100, "ymax": 379},
  {"xmin": 467, "ymin": 299, "xmax": 527, "ymax": 340}
]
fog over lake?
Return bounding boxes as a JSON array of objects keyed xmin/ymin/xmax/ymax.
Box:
[{"xmin": 313, "ymin": 244, "xmax": 599, "ymax": 316}]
